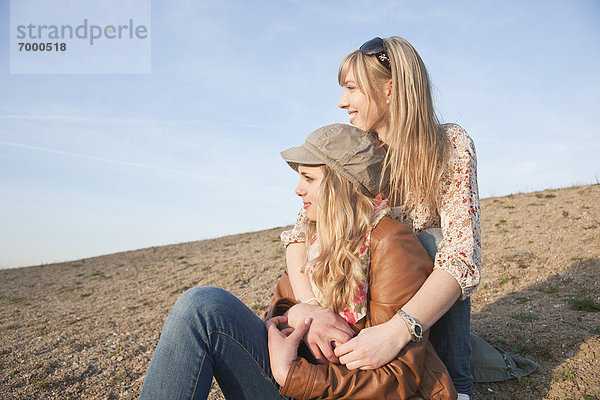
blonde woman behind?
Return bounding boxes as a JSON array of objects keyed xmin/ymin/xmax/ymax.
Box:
[{"xmin": 283, "ymin": 36, "xmax": 480, "ymax": 399}]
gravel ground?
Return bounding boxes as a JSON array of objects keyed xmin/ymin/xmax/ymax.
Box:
[{"xmin": 1, "ymin": 184, "xmax": 599, "ymax": 399}]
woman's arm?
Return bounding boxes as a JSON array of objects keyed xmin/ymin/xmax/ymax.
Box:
[
  {"xmin": 286, "ymin": 242, "xmax": 316, "ymax": 303},
  {"xmin": 281, "ymin": 209, "xmax": 319, "ymax": 303},
  {"xmin": 286, "ymin": 242, "xmax": 453, "ymax": 371},
  {"xmin": 433, "ymin": 125, "xmax": 481, "ymax": 299},
  {"xmin": 335, "ymin": 269, "xmax": 460, "ymax": 369},
  {"xmin": 400, "ymin": 269, "xmax": 460, "ymax": 330}
]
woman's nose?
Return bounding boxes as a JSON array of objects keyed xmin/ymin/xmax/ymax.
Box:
[
  {"xmin": 295, "ymin": 183, "xmax": 305, "ymax": 197},
  {"xmin": 338, "ymin": 91, "xmax": 348, "ymax": 109}
]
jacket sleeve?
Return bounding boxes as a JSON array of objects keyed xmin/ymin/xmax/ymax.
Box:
[
  {"xmin": 279, "ymin": 219, "xmax": 437, "ymax": 400},
  {"xmin": 263, "ymin": 271, "xmax": 297, "ymax": 321}
]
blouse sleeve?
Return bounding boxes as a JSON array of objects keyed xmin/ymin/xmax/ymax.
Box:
[
  {"xmin": 280, "ymin": 208, "xmax": 308, "ymax": 247},
  {"xmin": 434, "ymin": 125, "xmax": 482, "ymax": 299}
]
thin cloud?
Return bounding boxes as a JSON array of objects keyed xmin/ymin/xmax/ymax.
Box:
[
  {"xmin": 0, "ymin": 139, "xmax": 203, "ymax": 179},
  {"xmin": 0, "ymin": 139, "xmax": 292, "ymax": 194},
  {"xmin": 0, "ymin": 114, "xmax": 285, "ymax": 130}
]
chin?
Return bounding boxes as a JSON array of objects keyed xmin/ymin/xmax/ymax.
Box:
[{"xmin": 353, "ymin": 122, "xmax": 367, "ymax": 131}]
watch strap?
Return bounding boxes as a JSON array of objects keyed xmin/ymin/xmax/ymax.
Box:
[{"xmin": 397, "ymin": 309, "xmax": 423, "ymax": 342}]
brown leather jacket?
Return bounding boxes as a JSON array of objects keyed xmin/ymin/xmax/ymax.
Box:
[{"xmin": 265, "ymin": 218, "xmax": 457, "ymax": 400}]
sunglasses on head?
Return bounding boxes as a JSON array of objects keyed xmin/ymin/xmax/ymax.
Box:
[{"xmin": 359, "ymin": 37, "xmax": 391, "ymax": 71}]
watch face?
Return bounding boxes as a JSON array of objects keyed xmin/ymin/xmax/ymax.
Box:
[{"xmin": 414, "ymin": 325, "xmax": 422, "ymax": 337}]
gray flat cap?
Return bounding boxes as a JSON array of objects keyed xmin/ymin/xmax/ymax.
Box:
[{"xmin": 281, "ymin": 123, "xmax": 388, "ymax": 197}]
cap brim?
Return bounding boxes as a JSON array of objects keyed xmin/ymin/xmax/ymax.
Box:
[{"xmin": 280, "ymin": 145, "xmax": 324, "ymax": 171}]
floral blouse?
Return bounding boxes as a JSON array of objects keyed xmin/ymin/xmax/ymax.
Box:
[
  {"xmin": 281, "ymin": 124, "xmax": 481, "ymax": 299},
  {"xmin": 304, "ymin": 202, "xmax": 390, "ymax": 324}
]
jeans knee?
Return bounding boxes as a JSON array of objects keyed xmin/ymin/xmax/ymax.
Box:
[
  {"xmin": 172, "ymin": 286, "xmax": 244, "ymax": 324},
  {"xmin": 165, "ymin": 287, "xmax": 251, "ymax": 346},
  {"xmin": 173, "ymin": 286, "xmax": 228, "ymax": 315}
]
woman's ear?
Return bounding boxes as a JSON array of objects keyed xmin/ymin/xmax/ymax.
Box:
[{"xmin": 385, "ymin": 79, "xmax": 392, "ymax": 100}]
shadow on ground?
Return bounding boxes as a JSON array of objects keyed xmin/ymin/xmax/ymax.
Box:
[{"xmin": 471, "ymin": 257, "xmax": 600, "ymax": 399}]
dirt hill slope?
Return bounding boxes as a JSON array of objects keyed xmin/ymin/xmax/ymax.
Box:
[{"xmin": 1, "ymin": 184, "xmax": 599, "ymax": 399}]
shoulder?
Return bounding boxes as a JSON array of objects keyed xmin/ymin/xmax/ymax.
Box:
[
  {"xmin": 440, "ymin": 122, "xmax": 469, "ymax": 138},
  {"xmin": 367, "ymin": 218, "xmax": 433, "ymax": 304},
  {"xmin": 440, "ymin": 123, "xmax": 476, "ymax": 160},
  {"xmin": 370, "ymin": 217, "xmax": 415, "ymax": 249}
]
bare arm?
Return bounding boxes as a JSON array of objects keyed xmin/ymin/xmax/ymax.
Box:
[
  {"xmin": 285, "ymin": 242, "xmax": 316, "ymax": 303},
  {"xmin": 400, "ymin": 269, "xmax": 460, "ymax": 330},
  {"xmin": 336, "ymin": 263, "xmax": 460, "ymax": 369}
]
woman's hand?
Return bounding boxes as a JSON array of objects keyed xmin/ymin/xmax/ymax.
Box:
[
  {"xmin": 266, "ymin": 316, "xmax": 312, "ymax": 386},
  {"xmin": 334, "ymin": 315, "xmax": 409, "ymax": 370},
  {"xmin": 287, "ymin": 303, "xmax": 355, "ymax": 364}
]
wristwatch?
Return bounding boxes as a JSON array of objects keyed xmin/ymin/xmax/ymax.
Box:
[{"xmin": 397, "ymin": 310, "xmax": 423, "ymax": 342}]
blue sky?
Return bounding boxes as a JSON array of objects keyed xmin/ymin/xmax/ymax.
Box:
[{"xmin": 1, "ymin": 0, "xmax": 599, "ymax": 268}]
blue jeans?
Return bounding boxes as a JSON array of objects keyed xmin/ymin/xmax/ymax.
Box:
[
  {"xmin": 430, "ymin": 297, "xmax": 473, "ymax": 397},
  {"xmin": 418, "ymin": 229, "xmax": 473, "ymax": 397},
  {"xmin": 139, "ymin": 286, "xmax": 288, "ymax": 400}
]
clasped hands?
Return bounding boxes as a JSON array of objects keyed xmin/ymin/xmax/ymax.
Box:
[{"xmin": 266, "ymin": 303, "xmax": 405, "ymax": 385}]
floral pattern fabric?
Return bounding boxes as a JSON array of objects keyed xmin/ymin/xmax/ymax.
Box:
[
  {"xmin": 281, "ymin": 124, "xmax": 481, "ymax": 299},
  {"xmin": 280, "ymin": 209, "xmax": 308, "ymax": 247}
]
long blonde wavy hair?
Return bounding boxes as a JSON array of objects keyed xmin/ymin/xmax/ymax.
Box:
[
  {"xmin": 338, "ymin": 36, "xmax": 449, "ymax": 211},
  {"xmin": 305, "ymin": 166, "xmax": 376, "ymax": 313}
]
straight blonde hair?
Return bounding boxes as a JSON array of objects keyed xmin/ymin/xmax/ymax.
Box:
[
  {"xmin": 338, "ymin": 36, "xmax": 449, "ymax": 211},
  {"xmin": 305, "ymin": 166, "xmax": 375, "ymax": 313}
]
